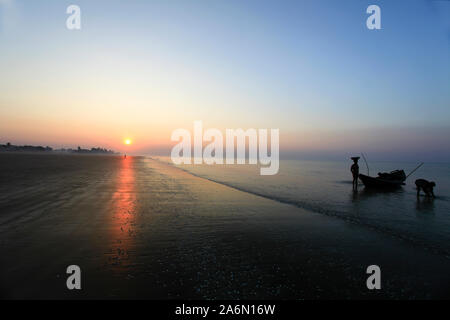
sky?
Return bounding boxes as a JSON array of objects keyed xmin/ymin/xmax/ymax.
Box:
[{"xmin": 0, "ymin": 0, "xmax": 449, "ymax": 161}]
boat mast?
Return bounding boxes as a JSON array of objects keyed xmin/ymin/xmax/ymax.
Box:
[{"xmin": 361, "ymin": 153, "xmax": 370, "ymax": 176}]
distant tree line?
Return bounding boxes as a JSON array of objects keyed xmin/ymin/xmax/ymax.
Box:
[{"xmin": 0, "ymin": 142, "xmax": 118, "ymax": 155}]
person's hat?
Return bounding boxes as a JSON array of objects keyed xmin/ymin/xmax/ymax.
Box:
[{"xmin": 351, "ymin": 157, "xmax": 360, "ymax": 161}]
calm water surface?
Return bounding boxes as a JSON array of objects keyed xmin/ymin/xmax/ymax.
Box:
[{"xmin": 170, "ymin": 159, "xmax": 450, "ymax": 257}]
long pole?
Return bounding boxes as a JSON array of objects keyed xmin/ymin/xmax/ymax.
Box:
[
  {"xmin": 361, "ymin": 153, "xmax": 369, "ymax": 176},
  {"xmin": 405, "ymin": 162, "xmax": 424, "ymax": 180}
]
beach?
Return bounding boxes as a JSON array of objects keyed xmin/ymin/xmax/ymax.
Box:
[{"xmin": 1, "ymin": 154, "xmax": 450, "ymax": 299}]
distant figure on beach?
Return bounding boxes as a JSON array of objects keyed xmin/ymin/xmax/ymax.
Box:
[
  {"xmin": 415, "ymin": 179, "xmax": 435, "ymax": 198},
  {"xmin": 351, "ymin": 157, "xmax": 360, "ymax": 190},
  {"xmin": 124, "ymin": 154, "xmax": 127, "ymax": 159}
]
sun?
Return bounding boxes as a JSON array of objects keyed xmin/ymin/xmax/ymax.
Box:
[{"xmin": 124, "ymin": 139, "xmax": 132, "ymax": 145}]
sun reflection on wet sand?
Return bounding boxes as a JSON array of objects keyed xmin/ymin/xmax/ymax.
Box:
[{"xmin": 107, "ymin": 156, "xmax": 137, "ymax": 275}]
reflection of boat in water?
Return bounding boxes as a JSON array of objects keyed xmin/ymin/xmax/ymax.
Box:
[{"xmin": 359, "ymin": 170, "xmax": 406, "ymax": 189}]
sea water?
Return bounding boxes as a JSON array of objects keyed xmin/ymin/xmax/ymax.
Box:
[{"xmin": 170, "ymin": 159, "xmax": 450, "ymax": 257}]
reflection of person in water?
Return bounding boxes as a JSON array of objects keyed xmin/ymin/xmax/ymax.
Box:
[{"xmin": 351, "ymin": 157, "xmax": 360, "ymax": 190}]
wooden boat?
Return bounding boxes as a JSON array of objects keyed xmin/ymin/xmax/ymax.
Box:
[{"xmin": 359, "ymin": 170, "xmax": 406, "ymax": 189}]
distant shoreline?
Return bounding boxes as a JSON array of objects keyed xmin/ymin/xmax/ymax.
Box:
[
  {"xmin": 0, "ymin": 142, "xmax": 119, "ymax": 155},
  {"xmin": 0, "ymin": 151, "xmax": 122, "ymax": 156}
]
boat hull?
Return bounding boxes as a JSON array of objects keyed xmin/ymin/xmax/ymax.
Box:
[{"xmin": 358, "ymin": 174, "xmax": 405, "ymax": 189}]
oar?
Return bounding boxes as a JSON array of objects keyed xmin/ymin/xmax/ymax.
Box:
[
  {"xmin": 361, "ymin": 153, "xmax": 370, "ymax": 176},
  {"xmin": 405, "ymin": 162, "xmax": 424, "ymax": 180}
]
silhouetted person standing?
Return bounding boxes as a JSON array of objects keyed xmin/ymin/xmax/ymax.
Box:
[{"xmin": 351, "ymin": 157, "xmax": 360, "ymax": 190}]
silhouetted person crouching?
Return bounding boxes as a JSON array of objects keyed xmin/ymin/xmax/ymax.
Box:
[{"xmin": 415, "ymin": 179, "xmax": 435, "ymax": 198}]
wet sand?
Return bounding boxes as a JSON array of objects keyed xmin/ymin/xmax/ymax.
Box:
[{"xmin": 0, "ymin": 154, "xmax": 449, "ymax": 299}]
